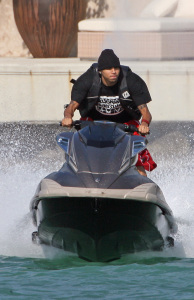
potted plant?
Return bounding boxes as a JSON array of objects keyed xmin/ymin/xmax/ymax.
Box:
[{"xmin": 13, "ymin": 0, "xmax": 87, "ymax": 58}]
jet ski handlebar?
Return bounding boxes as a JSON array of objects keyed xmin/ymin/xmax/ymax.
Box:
[
  {"xmin": 59, "ymin": 120, "xmax": 150, "ymax": 134},
  {"xmin": 71, "ymin": 120, "xmax": 140, "ymax": 134}
]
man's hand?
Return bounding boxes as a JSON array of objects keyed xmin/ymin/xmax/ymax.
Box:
[
  {"xmin": 138, "ymin": 122, "xmax": 150, "ymax": 135},
  {"xmin": 62, "ymin": 101, "xmax": 80, "ymax": 127},
  {"xmin": 137, "ymin": 103, "xmax": 152, "ymax": 135},
  {"xmin": 61, "ymin": 117, "xmax": 73, "ymax": 127}
]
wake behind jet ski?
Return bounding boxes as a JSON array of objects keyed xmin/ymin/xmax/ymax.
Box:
[{"xmin": 30, "ymin": 121, "xmax": 177, "ymax": 262}]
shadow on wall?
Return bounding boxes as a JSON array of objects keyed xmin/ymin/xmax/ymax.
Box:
[
  {"xmin": 86, "ymin": 0, "xmax": 109, "ymax": 18},
  {"xmin": 87, "ymin": 0, "xmax": 153, "ymax": 19}
]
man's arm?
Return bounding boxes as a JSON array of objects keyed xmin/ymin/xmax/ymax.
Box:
[
  {"xmin": 61, "ymin": 100, "xmax": 80, "ymax": 127},
  {"xmin": 137, "ymin": 103, "xmax": 152, "ymax": 134}
]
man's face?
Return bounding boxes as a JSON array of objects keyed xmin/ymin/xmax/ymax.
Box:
[{"xmin": 101, "ymin": 67, "xmax": 120, "ymax": 86}]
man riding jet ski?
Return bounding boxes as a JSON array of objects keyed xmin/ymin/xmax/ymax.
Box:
[{"xmin": 61, "ymin": 49, "xmax": 157, "ymax": 177}]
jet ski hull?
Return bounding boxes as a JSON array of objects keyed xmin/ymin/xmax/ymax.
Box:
[{"xmin": 31, "ymin": 182, "xmax": 176, "ymax": 262}]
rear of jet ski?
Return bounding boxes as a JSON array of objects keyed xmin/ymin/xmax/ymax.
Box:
[{"xmin": 30, "ymin": 180, "xmax": 177, "ymax": 262}]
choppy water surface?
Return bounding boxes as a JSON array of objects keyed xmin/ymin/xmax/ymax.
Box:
[{"xmin": 0, "ymin": 121, "xmax": 194, "ymax": 299}]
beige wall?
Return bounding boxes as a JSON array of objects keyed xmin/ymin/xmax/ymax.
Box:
[{"xmin": 0, "ymin": 58, "xmax": 194, "ymax": 122}]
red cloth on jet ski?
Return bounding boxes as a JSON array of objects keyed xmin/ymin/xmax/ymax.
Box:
[
  {"xmin": 80, "ymin": 118, "xmax": 157, "ymax": 172},
  {"xmin": 124, "ymin": 120, "xmax": 157, "ymax": 172}
]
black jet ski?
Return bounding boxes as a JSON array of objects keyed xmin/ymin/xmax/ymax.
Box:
[{"xmin": 30, "ymin": 121, "xmax": 177, "ymax": 262}]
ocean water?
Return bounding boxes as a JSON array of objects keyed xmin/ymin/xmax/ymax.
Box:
[{"xmin": 0, "ymin": 122, "xmax": 194, "ymax": 300}]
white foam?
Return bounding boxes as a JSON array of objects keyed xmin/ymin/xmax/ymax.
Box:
[
  {"xmin": 149, "ymin": 140, "xmax": 194, "ymax": 258},
  {"xmin": 0, "ymin": 165, "xmax": 47, "ymax": 258}
]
